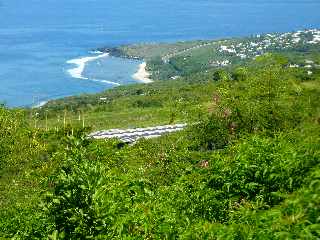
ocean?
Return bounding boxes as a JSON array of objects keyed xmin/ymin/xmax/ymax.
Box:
[{"xmin": 0, "ymin": 0, "xmax": 319, "ymax": 107}]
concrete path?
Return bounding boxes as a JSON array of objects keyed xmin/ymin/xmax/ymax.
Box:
[{"xmin": 89, "ymin": 123, "xmax": 187, "ymax": 143}]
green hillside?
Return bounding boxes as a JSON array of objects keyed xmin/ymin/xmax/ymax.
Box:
[
  {"xmin": 1, "ymin": 33, "xmax": 320, "ymax": 239},
  {"xmin": 102, "ymin": 29, "xmax": 320, "ymax": 80}
]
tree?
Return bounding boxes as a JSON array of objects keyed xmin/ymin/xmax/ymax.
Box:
[{"xmin": 210, "ymin": 54, "xmax": 302, "ymax": 135}]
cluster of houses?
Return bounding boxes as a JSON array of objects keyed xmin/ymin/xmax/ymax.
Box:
[
  {"xmin": 160, "ymin": 29, "xmax": 320, "ymax": 70},
  {"xmin": 218, "ymin": 29, "xmax": 320, "ymax": 62},
  {"xmin": 290, "ymin": 59, "xmax": 320, "ymax": 75},
  {"xmin": 209, "ymin": 60, "xmax": 231, "ymax": 67}
]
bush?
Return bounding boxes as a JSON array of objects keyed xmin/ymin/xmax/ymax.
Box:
[
  {"xmin": 187, "ymin": 115, "xmax": 230, "ymax": 151},
  {"xmin": 212, "ymin": 55, "xmax": 304, "ymax": 135}
]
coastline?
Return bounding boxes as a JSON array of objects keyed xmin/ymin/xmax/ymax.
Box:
[
  {"xmin": 24, "ymin": 28, "xmax": 320, "ymax": 108},
  {"xmin": 132, "ymin": 62, "xmax": 153, "ymax": 84},
  {"xmin": 100, "ymin": 47, "xmax": 153, "ymax": 83},
  {"xmin": 67, "ymin": 49, "xmax": 153, "ymax": 85},
  {"xmin": 98, "ymin": 47, "xmax": 153, "ymax": 84},
  {"xmin": 67, "ymin": 52, "xmax": 110, "ymax": 80},
  {"xmin": 66, "ymin": 52, "xmax": 121, "ymax": 86}
]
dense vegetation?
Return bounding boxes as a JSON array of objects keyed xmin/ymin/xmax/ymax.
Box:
[{"xmin": 1, "ymin": 52, "xmax": 320, "ymax": 239}]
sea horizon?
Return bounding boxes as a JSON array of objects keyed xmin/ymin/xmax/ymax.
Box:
[{"xmin": 1, "ymin": 0, "xmax": 319, "ymax": 107}]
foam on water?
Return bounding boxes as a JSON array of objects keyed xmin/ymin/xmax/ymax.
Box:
[
  {"xmin": 33, "ymin": 100, "xmax": 48, "ymax": 108},
  {"xmin": 67, "ymin": 53, "xmax": 120, "ymax": 86}
]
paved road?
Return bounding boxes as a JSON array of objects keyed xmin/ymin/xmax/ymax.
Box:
[{"xmin": 89, "ymin": 123, "xmax": 187, "ymax": 143}]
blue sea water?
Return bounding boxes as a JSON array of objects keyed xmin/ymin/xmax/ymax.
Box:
[{"xmin": 0, "ymin": 0, "xmax": 319, "ymax": 107}]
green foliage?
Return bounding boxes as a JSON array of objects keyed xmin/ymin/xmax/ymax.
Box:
[
  {"xmin": 231, "ymin": 67, "xmax": 249, "ymax": 81},
  {"xmin": 39, "ymin": 127, "xmax": 319, "ymax": 239},
  {"xmin": 187, "ymin": 115, "xmax": 230, "ymax": 151},
  {"xmin": 212, "ymin": 69, "xmax": 232, "ymax": 81},
  {"xmin": 0, "ymin": 108, "xmax": 27, "ymax": 170},
  {"xmin": 148, "ymin": 56, "xmax": 179, "ymax": 80},
  {"xmin": 1, "ymin": 52, "xmax": 320, "ymax": 239},
  {"xmin": 213, "ymin": 55, "xmax": 304, "ymax": 135},
  {"xmin": 45, "ymin": 141, "xmax": 107, "ymax": 238}
]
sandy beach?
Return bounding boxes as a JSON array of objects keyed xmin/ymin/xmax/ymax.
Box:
[{"xmin": 132, "ymin": 62, "xmax": 153, "ymax": 83}]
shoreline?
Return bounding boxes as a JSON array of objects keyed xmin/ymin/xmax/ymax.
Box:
[
  {"xmin": 66, "ymin": 52, "xmax": 110, "ymax": 80},
  {"xmin": 15, "ymin": 28, "xmax": 320, "ymax": 109},
  {"xmin": 132, "ymin": 62, "xmax": 153, "ymax": 84},
  {"xmin": 100, "ymin": 47, "xmax": 153, "ymax": 83},
  {"xmin": 66, "ymin": 52, "xmax": 121, "ymax": 86},
  {"xmin": 67, "ymin": 50, "xmax": 152, "ymax": 85}
]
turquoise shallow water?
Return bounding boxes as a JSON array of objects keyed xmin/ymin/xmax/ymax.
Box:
[{"xmin": 0, "ymin": 0, "xmax": 319, "ymax": 107}]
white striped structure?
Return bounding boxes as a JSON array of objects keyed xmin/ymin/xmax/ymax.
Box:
[{"xmin": 88, "ymin": 123, "xmax": 187, "ymax": 143}]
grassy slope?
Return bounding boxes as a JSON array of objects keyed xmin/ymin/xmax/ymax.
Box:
[
  {"xmin": 1, "ymin": 31, "xmax": 320, "ymax": 238},
  {"xmin": 1, "ymin": 66, "xmax": 320, "ymax": 239},
  {"xmin": 118, "ymin": 40, "xmax": 211, "ymax": 60},
  {"xmin": 9, "ymin": 69, "xmax": 320, "ymax": 238},
  {"xmin": 31, "ymin": 75, "xmax": 218, "ymax": 131}
]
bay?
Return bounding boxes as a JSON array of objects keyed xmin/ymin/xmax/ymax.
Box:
[{"xmin": 0, "ymin": 0, "xmax": 319, "ymax": 107}]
